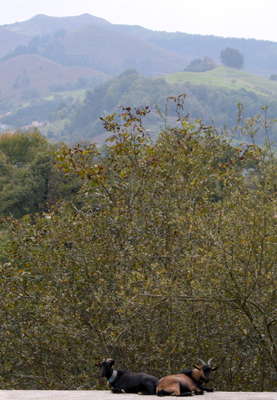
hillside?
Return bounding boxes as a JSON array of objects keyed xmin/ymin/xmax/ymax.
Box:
[
  {"xmin": 0, "ymin": 54, "xmax": 108, "ymax": 102},
  {"xmin": 164, "ymin": 66, "xmax": 277, "ymax": 97},
  {"xmin": 61, "ymin": 24, "xmax": 186, "ymax": 75},
  {"xmin": 115, "ymin": 25, "xmax": 277, "ymax": 76},
  {"xmin": 41, "ymin": 68, "xmax": 276, "ymax": 144},
  {"xmin": 2, "ymin": 66, "xmax": 277, "ymax": 144},
  {"xmin": 2, "ymin": 23, "xmax": 186, "ymax": 76},
  {"xmin": 0, "ymin": 27, "xmax": 29, "ymax": 58}
]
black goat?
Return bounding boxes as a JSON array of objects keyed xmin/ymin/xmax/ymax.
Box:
[
  {"xmin": 96, "ymin": 358, "xmax": 159, "ymax": 395},
  {"xmin": 157, "ymin": 358, "xmax": 217, "ymax": 396}
]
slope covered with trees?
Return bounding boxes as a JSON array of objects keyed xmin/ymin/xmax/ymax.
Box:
[
  {"xmin": 3, "ymin": 67, "xmax": 277, "ymax": 145},
  {"xmin": 54, "ymin": 69, "xmax": 277, "ymax": 144}
]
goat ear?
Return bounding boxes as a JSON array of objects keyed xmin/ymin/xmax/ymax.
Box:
[
  {"xmin": 95, "ymin": 362, "xmax": 101, "ymax": 367},
  {"xmin": 193, "ymin": 365, "xmax": 201, "ymax": 370},
  {"xmin": 212, "ymin": 366, "xmax": 218, "ymax": 371}
]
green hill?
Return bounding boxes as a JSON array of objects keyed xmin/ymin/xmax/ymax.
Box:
[
  {"xmin": 41, "ymin": 69, "xmax": 276, "ymax": 144},
  {"xmin": 3, "ymin": 67, "xmax": 277, "ymax": 144},
  {"xmin": 164, "ymin": 66, "xmax": 277, "ymax": 98}
]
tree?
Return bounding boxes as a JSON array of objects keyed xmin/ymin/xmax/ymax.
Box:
[
  {"xmin": 0, "ymin": 131, "xmax": 81, "ymax": 218},
  {"xmin": 220, "ymin": 47, "xmax": 244, "ymax": 69},
  {"xmin": 185, "ymin": 56, "xmax": 217, "ymax": 72}
]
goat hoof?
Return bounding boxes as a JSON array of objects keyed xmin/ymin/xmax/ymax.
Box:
[{"xmin": 112, "ymin": 388, "xmax": 124, "ymax": 394}]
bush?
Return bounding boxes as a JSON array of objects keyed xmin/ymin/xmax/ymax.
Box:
[{"xmin": 185, "ymin": 57, "xmax": 217, "ymax": 72}]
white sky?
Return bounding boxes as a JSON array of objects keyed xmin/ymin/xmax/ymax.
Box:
[{"xmin": 1, "ymin": 0, "xmax": 277, "ymax": 42}]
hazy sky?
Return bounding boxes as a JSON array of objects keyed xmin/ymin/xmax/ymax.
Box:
[{"xmin": 1, "ymin": 0, "xmax": 277, "ymax": 42}]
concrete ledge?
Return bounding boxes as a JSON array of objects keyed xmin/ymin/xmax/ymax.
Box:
[{"xmin": 0, "ymin": 391, "xmax": 275, "ymax": 400}]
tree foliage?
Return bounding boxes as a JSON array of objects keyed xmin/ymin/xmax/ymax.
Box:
[
  {"xmin": 0, "ymin": 130, "xmax": 80, "ymax": 218},
  {"xmin": 185, "ymin": 57, "xmax": 217, "ymax": 72},
  {"xmin": 0, "ymin": 108, "xmax": 276, "ymax": 390},
  {"xmin": 220, "ymin": 47, "xmax": 244, "ymax": 69}
]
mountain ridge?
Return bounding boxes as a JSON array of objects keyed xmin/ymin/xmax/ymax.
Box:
[
  {"xmin": 1, "ymin": 13, "xmax": 277, "ymax": 76},
  {"xmin": 3, "ymin": 13, "xmax": 111, "ymax": 36}
]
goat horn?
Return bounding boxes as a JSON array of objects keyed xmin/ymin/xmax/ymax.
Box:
[
  {"xmin": 207, "ymin": 358, "xmax": 213, "ymax": 365},
  {"xmin": 197, "ymin": 358, "xmax": 206, "ymax": 365}
]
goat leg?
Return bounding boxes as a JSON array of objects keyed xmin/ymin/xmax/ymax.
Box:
[
  {"xmin": 198, "ymin": 385, "xmax": 214, "ymax": 392},
  {"xmin": 178, "ymin": 391, "xmax": 193, "ymax": 396},
  {"xmin": 112, "ymin": 387, "xmax": 125, "ymax": 393},
  {"xmin": 194, "ymin": 389, "xmax": 204, "ymax": 395}
]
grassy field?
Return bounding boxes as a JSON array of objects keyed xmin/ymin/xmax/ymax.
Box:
[{"xmin": 164, "ymin": 66, "xmax": 277, "ymax": 98}]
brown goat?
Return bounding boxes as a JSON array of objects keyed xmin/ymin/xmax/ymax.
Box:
[{"xmin": 157, "ymin": 359, "xmax": 217, "ymax": 396}]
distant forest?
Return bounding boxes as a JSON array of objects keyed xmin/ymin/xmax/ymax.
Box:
[{"xmin": 3, "ymin": 69, "xmax": 277, "ymax": 144}]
